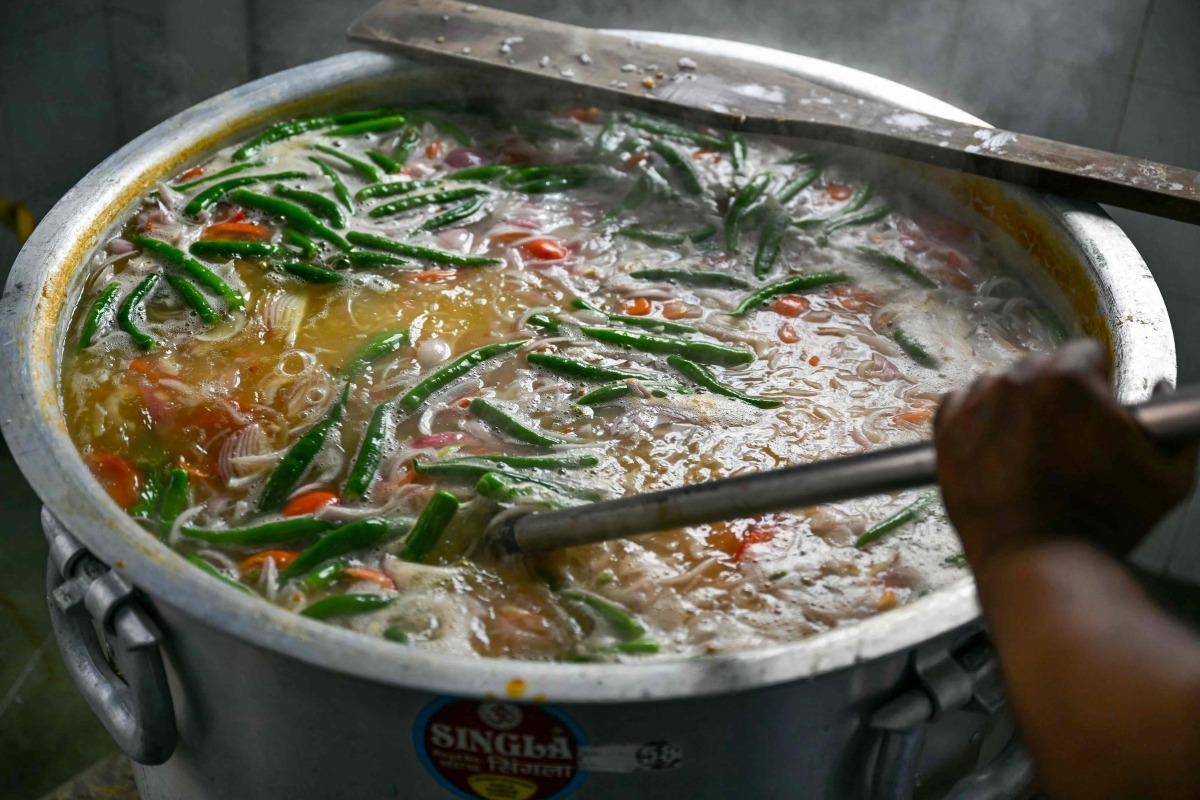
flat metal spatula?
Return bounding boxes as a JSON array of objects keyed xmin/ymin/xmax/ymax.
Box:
[
  {"xmin": 487, "ymin": 386, "xmax": 1200, "ymax": 555},
  {"xmin": 349, "ymin": 0, "xmax": 1200, "ymax": 224}
]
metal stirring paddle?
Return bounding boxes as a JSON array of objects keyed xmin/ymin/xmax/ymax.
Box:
[{"xmin": 487, "ymin": 384, "xmax": 1200, "ymax": 555}]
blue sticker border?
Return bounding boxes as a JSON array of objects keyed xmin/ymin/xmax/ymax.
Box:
[{"xmin": 413, "ymin": 695, "xmax": 589, "ymax": 800}]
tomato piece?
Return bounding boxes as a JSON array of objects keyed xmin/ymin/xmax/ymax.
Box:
[
  {"xmin": 425, "ymin": 140, "xmax": 446, "ymax": 160},
  {"xmin": 239, "ymin": 549, "xmax": 300, "ymax": 576},
  {"xmin": 341, "ymin": 567, "xmax": 397, "ymax": 591},
  {"xmin": 282, "ymin": 491, "xmax": 340, "ymax": 518},
  {"xmin": 622, "ymin": 297, "xmax": 652, "ymax": 316},
  {"xmin": 86, "ymin": 452, "xmax": 141, "ymax": 510},
  {"xmin": 770, "ymin": 295, "xmax": 810, "ymax": 317},
  {"xmin": 735, "ymin": 524, "xmax": 777, "ymax": 562},
  {"xmin": 778, "ymin": 323, "xmax": 801, "ymax": 344},
  {"xmin": 826, "ymin": 183, "xmax": 854, "ymax": 201},
  {"xmin": 202, "ymin": 222, "xmax": 272, "ymax": 242},
  {"xmin": 523, "ymin": 239, "xmax": 568, "ymax": 260},
  {"xmin": 662, "ymin": 301, "xmax": 697, "ymax": 320}
]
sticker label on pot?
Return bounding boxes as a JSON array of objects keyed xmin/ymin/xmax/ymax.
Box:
[{"xmin": 415, "ymin": 697, "xmax": 587, "ymax": 800}]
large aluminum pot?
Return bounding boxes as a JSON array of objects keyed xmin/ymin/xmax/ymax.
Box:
[{"xmin": 0, "ymin": 31, "xmax": 1174, "ymax": 800}]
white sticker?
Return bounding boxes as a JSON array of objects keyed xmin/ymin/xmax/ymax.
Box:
[{"xmin": 577, "ymin": 741, "xmax": 684, "ymax": 773}]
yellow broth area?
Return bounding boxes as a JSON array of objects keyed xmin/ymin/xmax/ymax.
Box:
[{"xmin": 60, "ymin": 107, "xmax": 1066, "ymax": 661}]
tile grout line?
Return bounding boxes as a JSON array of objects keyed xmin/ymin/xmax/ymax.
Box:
[{"xmin": 1110, "ymin": 0, "xmax": 1157, "ymax": 152}]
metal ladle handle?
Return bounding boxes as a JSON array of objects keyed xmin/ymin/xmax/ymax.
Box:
[{"xmin": 494, "ymin": 384, "xmax": 1200, "ymax": 555}]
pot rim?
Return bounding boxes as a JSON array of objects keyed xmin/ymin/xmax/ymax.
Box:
[{"xmin": 0, "ymin": 35, "xmax": 1174, "ymax": 702}]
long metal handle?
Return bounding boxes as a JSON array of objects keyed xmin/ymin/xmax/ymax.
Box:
[{"xmin": 497, "ymin": 385, "xmax": 1200, "ymax": 555}]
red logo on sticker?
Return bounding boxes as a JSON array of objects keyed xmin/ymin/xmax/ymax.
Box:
[{"xmin": 416, "ymin": 698, "xmax": 586, "ymax": 800}]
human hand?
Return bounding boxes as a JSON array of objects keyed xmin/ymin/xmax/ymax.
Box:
[{"xmin": 934, "ymin": 339, "xmax": 1195, "ymax": 573}]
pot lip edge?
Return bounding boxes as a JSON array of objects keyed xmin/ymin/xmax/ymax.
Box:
[{"xmin": 0, "ymin": 34, "xmax": 1171, "ymax": 700}]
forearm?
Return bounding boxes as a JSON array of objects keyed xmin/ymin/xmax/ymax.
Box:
[{"xmin": 974, "ymin": 538, "xmax": 1200, "ymax": 799}]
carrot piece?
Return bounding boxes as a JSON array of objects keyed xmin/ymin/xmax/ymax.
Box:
[
  {"xmin": 622, "ymin": 151, "xmax": 648, "ymax": 169},
  {"xmin": 622, "ymin": 297, "xmax": 652, "ymax": 316},
  {"xmin": 425, "ymin": 140, "xmax": 445, "ymax": 160},
  {"xmin": 808, "ymin": 355, "xmax": 820, "ymax": 366},
  {"xmin": 826, "ymin": 184, "xmax": 853, "ymax": 201},
  {"xmin": 894, "ymin": 410, "xmax": 931, "ymax": 425},
  {"xmin": 878, "ymin": 590, "xmax": 899, "ymax": 610},
  {"xmin": 341, "ymin": 567, "xmax": 397, "ymax": 591},
  {"xmin": 778, "ymin": 323, "xmax": 801, "ymax": 344},
  {"xmin": 523, "ymin": 239, "xmax": 568, "ymax": 260},
  {"xmin": 202, "ymin": 222, "xmax": 273, "ymax": 242},
  {"xmin": 86, "ymin": 452, "xmax": 141, "ymax": 510},
  {"xmin": 408, "ymin": 269, "xmax": 458, "ymax": 284},
  {"xmin": 282, "ymin": 490, "xmax": 340, "ymax": 518},
  {"xmin": 129, "ymin": 358, "xmax": 155, "ymax": 373},
  {"xmin": 557, "ymin": 107, "xmax": 603, "ymax": 123},
  {"xmin": 239, "ymin": 549, "xmax": 300, "ymax": 576},
  {"xmin": 769, "ymin": 295, "xmax": 810, "ymax": 317},
  {"xmin": 178, "ymin": 167, "xmax": 204, "ymax": 182},
  {"xmin": 692, "ymin": 149, "xmax": 722, "ymax": 161},
  {"xmin": 490, "ymin": 231, "xmax": 531, "ymax": 246},
  {"xmin": 735, "ymin": 524, "xmax": 777, "ymax": 562}
]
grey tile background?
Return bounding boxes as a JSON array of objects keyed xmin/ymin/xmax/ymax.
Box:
[{"xmin": 1, "ymin": 1, "xmax": 1199, "ymax": 795}]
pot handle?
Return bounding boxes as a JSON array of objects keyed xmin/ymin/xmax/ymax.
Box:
[{"xmin": 44, "ymin": 508, "xmax": 177, "ymax": 765}]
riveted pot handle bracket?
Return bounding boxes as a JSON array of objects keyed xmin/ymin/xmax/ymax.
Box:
[{"xmin": 43, "ymin": 508, "xmax": 178, "ymax": 765}]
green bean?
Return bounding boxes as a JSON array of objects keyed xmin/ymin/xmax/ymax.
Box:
[
  {"xmin": 499, "ymin": 165, "xmax": 593, "ymax": 186},
  {"xmin": 753, "ymin": 209, "xmax": 791, "ymax": 279},
  {"xmin": 283, "ymin": 228, "xmax": 317, "ymax": 258},
  {"xmin": 227, "ymin": 189, "xmax": 350, "ymax": 251},
  {"xmin": 794, "ymin": 182, "xmax": 874, "ymax": 228},
  {"xmin": 776, "ymin": 169, "xmax": 821, "ymax": 204},
  {"xmin": 727, "ymin": 132, "xmax": 747, "ymax": 172},
  {"xmin": 117, "ymin": 274, "xmax": 160, "ymax": 350},
  {"xmin": 602, "ymin": 170, "xmax": 655, "ymax": 223},
  {"xmin": 323, "ymin": 114, "xmax": 409, "ymax": 137},
  {"xmin": 160, "ymin": 468, "xmax": 190, "ymax": 531},
  {"xmin": 343, "ymin": 401, "xmax": 394, "ymax": 500},
  {"xmin": 944, "ymin": 553, "xmax": 969, "ymax": 568},
  {"xmin": 232, "ymin": 109, "xmax": 391, "ymax": 160},
  {"xmin": 413, "ymin": 462, "xmax": 578, "ymax": 492},
  {"xmin": 725, "ymin": 172, "xmax": 771, "ymax": 251},
  {"xmin": 601, "ymin": 639, "xmax": 661, "ymax": 655},
  {"xmin": 335, "ymin": 251, "xmax": 410, "ymax": 270},
  {"xmin": 397, "ymin": 339, "xmax": 529, "ymax": 413},
  {"xmin": 892, "ymin": 325, "xmax": 938, "ymax": 368},
  {"xmin": 400, "ymin": 491, "xmax": 459, "ymax": 563},
  {"xmin": 857, "ymin": 246, "xmax": 936, "ymax": 289},
  {"xmin": 369, "ymin": 187, "xmax": 488, "ymax": 219},
  {"xmin": 301, "ymin": 594, "xmax": 395, "ymax": 620},
  {"xmin": 417, "ymin": 196, "xmax": 490, "ymax": 232},
  {"xmin": 189, "ymin": 241, "xmax": 285, "ymax": 260},
  {"xmin": 571, "ymin": 298, "xmax": 699, "ymax": 334},
  {"xmin": 180, "ymin": 517, "xmax": 334, "ymax": 546},
  {"xmin": 300, "ymin": 557, "xmax": 355, "ymax": 590},
  {"xmin": 173, "ymin": 161, "xmax": 265, "ymax": 192},
  {"xmin": 275, "ymin": 262, "xmax": 345, "ymax": 285},
  {"xmin": 577, "ymin": 380, "xmax": 692, "ymax": 406},
  {"xmin": 783, "ymin": 152, "xmax": 815, "ymax": 164},
  {"xmin": 650, "ymin": 139, "xmax": 703, "ymax": 195},
  {"xmin": 474, "ymin": 472, "xmax": 578, "ymax": 508},
  {"xmin": 580, "ymin": 327, "xmax": 754, "ymax": 367},
  {"xmin": 855, "ymin": 490, "xmax": 939, "ymax": 548},
  {"xmin": 526, "ymin": 351, "xmax": 651, "ymax": 382},
  {"xmin": 273, "ymin": 183, "xmax": 348, "ymax": 228},
  {"xmin": 392, "ymin": 126, "xmax": 420, "ymax": 161},
  {"xmin": 345, "ymin": 330, "xmax": 409, "ymax": 377},
  {"xmin": 439, "ymin": 454, "xmax": 600, "ymax": 471},
  {"xmin": 526, "ymin": 314, "xmax": 559, "ymax": 332},
  {"xmin": 280, "ymin": 517, "xmax": 393, "ymax": 580},
  {"xmin": 383, "ymin": 626, "xmax": 411, "ymax": 643},
  {"xmin": 165, "ymin": 275, "xmax": 221, "ymax": 325},
  {"xmin": 628, "ymin": 268, "xmax": 751, "ymax": 290},
  {"xmin": 367, "ymin": 150, "xmax": 403, "ymax": 174},
  {"xmin": 257, "ymin": 414, "xmax": 342, "ymax": 512},
  {"xmin": 729, "ymin": 272, "xmax": 849, "ymax": 316},
  {"xmin": 134, "ymin": 236, "xmax": 246, "ymax": 311},
  {"xmin": 312, "ymin": 144, "xmax": 381, "ymax": 183},
  {"xmin": 666, "ymin": 355, "xmax": 781, "ymax": 409},
  {"xmin": 309, "ymin": 157, "xmax": 355, "ymax": 212},
  {"xmin": 445, "ymin": 165, "xmax": 511, "ymax": 181},
  {"xmin": 512, "ymin": 175, "xmax": 590, "ymax": 194},
  {"xmin": 129, "ymin": 467, "xmax": 161, "ymax": 519},
  {"xmin": 818, "ymin": 205, "xmax": 892, "ymax": 242},
  {"xmin": 617, "ymin": 224, "xmax": 716, "ymax": 246},
  {"xmin": 409, "ymin": 110, "xmax": 470, "ymax": 144},
  {"xmin": 182, "ymin": 171, "xmax": 309, "ymax": 217},
  {"xmin": 187, "ymin": 556, "xmax": 254, "ymax": 595},
  {"xmin": 78, "ymin": 281, "xmax": 122, "ymax": 351},
  {"xmin": 469, "ymin": 398, "xmax": 563, "ymax": 447},
  {"xmin": 619, "ymin": 110, "xmax": 727, "ymax": 148},
  {"xmin": 346, "ymin": 231, "xmax": 503, "ymax": 268},
  {"xmin": 594, "ymin": 113, "xmax": 622, "ymax": 158},
  {"xmin": 561, "ymin": 589, "xmax": 646, "ymax": 639},
  {"xmin": 355, "ymin": 179, "xmax": 444, "ymax": 201}
]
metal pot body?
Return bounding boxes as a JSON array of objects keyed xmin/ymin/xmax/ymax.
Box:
[{"xmin": 6, "ymin": 32, "xmax": 1173, "ymax": 800}]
